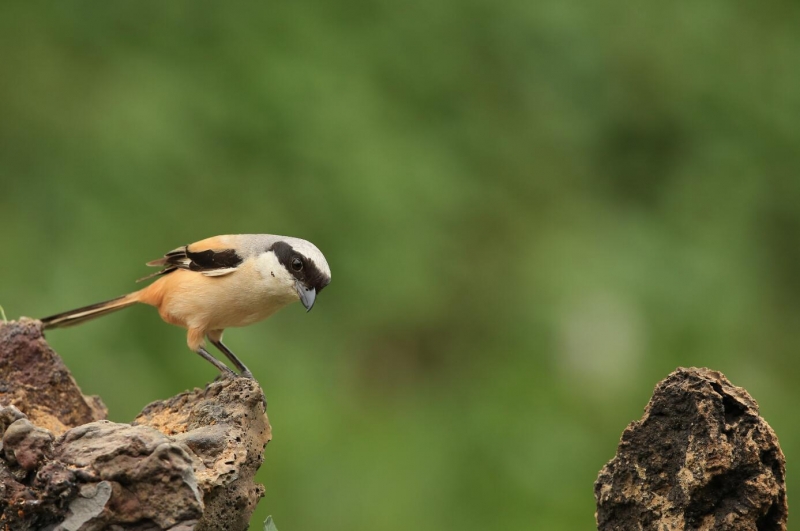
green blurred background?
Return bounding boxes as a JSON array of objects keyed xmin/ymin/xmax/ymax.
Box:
[{"xmin": 1, "ymin": 2, "xmax": 799, "ymax": 529}]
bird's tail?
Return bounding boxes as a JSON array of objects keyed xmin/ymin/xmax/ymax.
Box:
[{"xmin": 40, "ymin": 293, "xmax": 140, "ymax": 330}]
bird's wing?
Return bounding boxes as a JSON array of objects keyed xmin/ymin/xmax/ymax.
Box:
[{"xmin": 137, "ymin": 236, "xmax": 244, "ymax": 282}]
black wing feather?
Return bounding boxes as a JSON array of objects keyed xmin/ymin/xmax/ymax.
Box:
[
  {"xmin": 137, "ymin": 246, "xmax": 243, "ymax": 282},
  {"xmin": 185, "ymin": 248, "xmax": 243, "ymax": 271}
]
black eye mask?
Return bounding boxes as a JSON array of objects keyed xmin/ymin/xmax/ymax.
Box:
[{"xmin": 269, "ymin": 241, "xmax": 330, "ymax": 292}]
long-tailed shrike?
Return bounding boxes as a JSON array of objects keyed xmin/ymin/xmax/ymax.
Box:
[{"xmin": 41, "ymin": 234, "xmax": 331, "ymax": 378}]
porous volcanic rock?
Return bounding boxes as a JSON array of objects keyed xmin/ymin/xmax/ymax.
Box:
[
  {"xmin": 595, "ymin": 367, "xmax": 787, "ymax": 531},
  {"xmin": 0, "ymin": 319, "xmax": 271, "ymax": 531}
]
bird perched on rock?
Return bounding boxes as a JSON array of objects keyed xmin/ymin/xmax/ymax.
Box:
[{"xmin": 41, "ymin": 234, "xmax": 331, "ymax": 378}]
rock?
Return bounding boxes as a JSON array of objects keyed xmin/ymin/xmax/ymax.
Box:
[
  {"xmin": 0, "ymin": 319, "xmax": 272, "ymax": 531},
  {"xmin": 3, "ymin": 418, "xmax": 55, "ymax": 470},
  {"xmin": 55, "ymin": 421, "xmax": 204, "ymax": 530},
  {"xmin": 135, "ymin": 377, "xmax": 272, "ymax": 531},
  {"xmin": 0, "ymin": 405, "xmax": 26, "ymax": 436},
  {"xmin": 595, "ymin": 367, "xmax": 787, "ymax": 531},
  {"xmin": 0, "ymin": 318, "xmax": 107, "ymax": 434}
]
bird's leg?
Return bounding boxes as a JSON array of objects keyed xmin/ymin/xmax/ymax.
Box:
[
  {"xmin": 195, "ymin": 346, "xmax": 236, "ymax": 377},
  {"xmin": 209, "ymin": 338, "xmax": 254, "ymax": 379}
]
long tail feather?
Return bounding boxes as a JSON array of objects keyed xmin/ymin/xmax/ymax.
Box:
[{"xmin": 41, "ymin": 293, "xmax": 138, "ymax": 329}]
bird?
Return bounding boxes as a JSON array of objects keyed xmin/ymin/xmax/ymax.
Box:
[{"xmin": 40, "ymin": 234, "xmax": 331, "ymax": 378}]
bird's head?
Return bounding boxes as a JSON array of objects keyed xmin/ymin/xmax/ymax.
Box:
[{"xmin": 265, "ymin": 237, "xmax": 331, "ymax": 311}]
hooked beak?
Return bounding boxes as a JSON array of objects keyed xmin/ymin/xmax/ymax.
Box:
[{"xmin": 295, "ymin": 281, "xmax": 317, "ymax": 312}]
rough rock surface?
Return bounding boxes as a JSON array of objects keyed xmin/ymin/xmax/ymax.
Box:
[
  {"xmin": 595, "ymin": 367, "xmax": 787, "ymax": 531},
  {"xmin": 0, "ymin": 318, "xmax": 107, "ymax": 434},
  {"xmin": 134, "ymin": 377, "xmax": 271, "ymax": 531},
  {"xmin": 0, "ymin": 319, "xmax": 271, "ymax": 531}
]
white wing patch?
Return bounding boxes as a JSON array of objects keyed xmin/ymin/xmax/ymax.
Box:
[{"xmin": 201, "ymin": 268, "xmax": 238, "ymax": 277}]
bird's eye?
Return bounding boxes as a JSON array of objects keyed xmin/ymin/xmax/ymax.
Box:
[{"xmin": 291, "ymin": 257, "xmax": 303, "ymax": 271}]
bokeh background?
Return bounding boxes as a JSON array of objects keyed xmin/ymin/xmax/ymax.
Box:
[{"xmin": 1, "ymin": 2, "xmax": 799, "ymax": 529}]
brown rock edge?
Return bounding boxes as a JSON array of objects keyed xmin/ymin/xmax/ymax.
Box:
[
  {"xmin": 0, "ymin": 319, "xmax": 271, "ymax": 531},
  {"xmin": 595, "ymin": 367, "xmax": 787, "ymax": 531}
]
